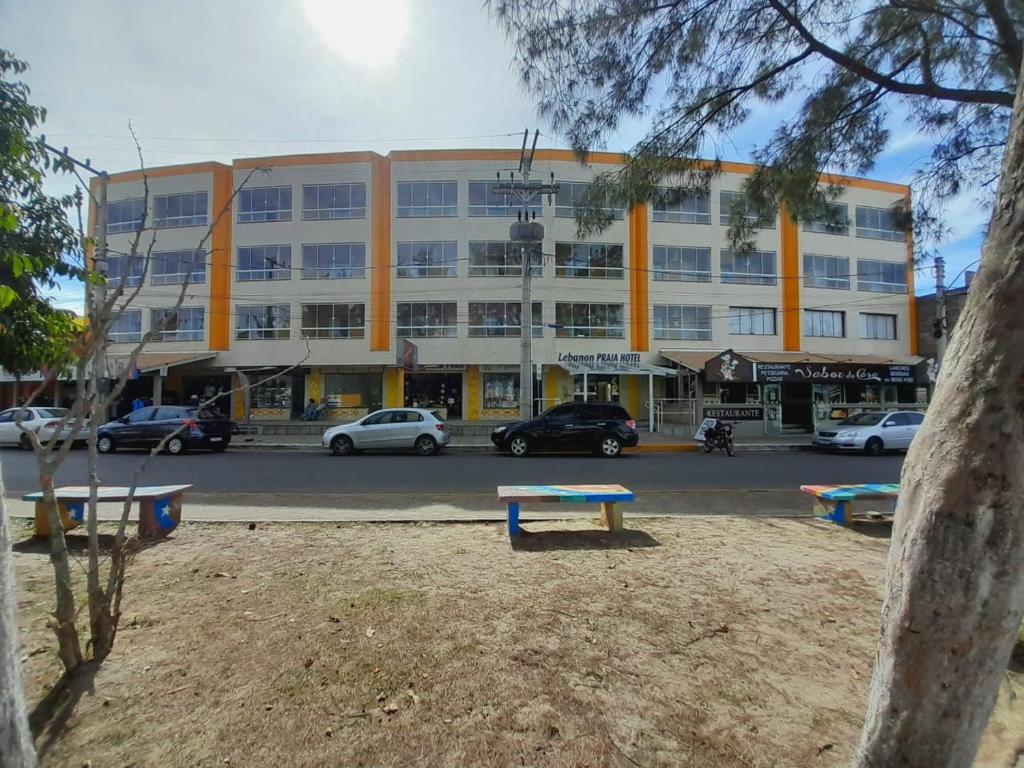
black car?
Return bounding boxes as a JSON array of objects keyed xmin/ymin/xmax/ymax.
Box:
[
  {"xmin": 97, "ymin": 405, "xmax": 233, "ymax": 455},
  {"xmin": 491, "ymin": 402, "xmax": 638, "ymax": 457}
]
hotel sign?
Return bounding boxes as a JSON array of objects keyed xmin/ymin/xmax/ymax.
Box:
[{"xmin": 557, "ymin": 352, "xmax": 643, "ymax": 365}]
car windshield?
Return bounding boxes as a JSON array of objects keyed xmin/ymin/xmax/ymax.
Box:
[{"xmin": 837, "ymin": 412, "xmax": 886, "ymax": 426}]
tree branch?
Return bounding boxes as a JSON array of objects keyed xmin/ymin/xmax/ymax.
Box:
[{"xmin": 980, "ymin": 0, "xmax": 1023, "ymax": 76}]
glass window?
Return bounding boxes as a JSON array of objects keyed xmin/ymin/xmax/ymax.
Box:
[
  {"xmin": 237, "ymin": 245, "xmax": 291, "ymax": 281},
  {"xmin": 126, "ymin": 407, "xmax": 155, "ymax": 423},
  {"xmin": 860, "ymin": 312, "xmax": 897, "ymax": 339},
  {"xmin": 251, "ymin": 375, "xmax": 292, "ymax": 409},
  {"xmin": 719, "ymin": 191, "xmax": 775, "ymax": 229},
  {"xmin": 238, "ymin": 186, "xmax": 292, "ymax": 223},
  {"xmin": 857, "ymin": 259, "xmax": 907, "ymax": 293},
  {"xmin": 804, "ymin": 309, "xmax": 846, "ymax": 338},
  {"xmin": 323, "ymin": 372, "xmax": 381, "ymax": 412},
  {"xmin": 728, "ymin": 307, "xmax": 776, "ymax": 335},
  {"xmin": 152, "ymin": 249, "xmax": 206, "ymax": 285},
  {"xmin": 905, "ymin": 412, "xmax": 924, "ymax": 425},
  {"xmin": 803, "ymin": 254, "xmax": 850, "ymax": 290},
  {"xmin": 108, "ymin": 309, "xmax": 142, "ymax": 343},
  {"xmin": 483, "ymin": 373, "xmax": 520, "ymax": 410},
  {"xmin": 300, "ymin": 303, "xmax": 365, "ymax": 339},
  {"xmin": 150, "ymin": 307, "xmax": 205, "ymax": 341},
  {"xmin": 301, "ymin": 183, "xmax": 366, "ymax": 220},
  {"xmin": 720, "ymin": 250, "xmax": 777, "ymax": 285},
  {"xmin": 301, "ymin": 243, "xmax": 366, "ymax": 279},
  {"xmin": 653, "ymin": 305, "xmax": 712, "ymax": 340},
  {"xmin": 554, "ymin": 242, "xmax": 624, "ymax": 279},
  {"xmin": 652, "ymin": 187, "xmax": 710, "ymax": 224},
  {"xmin": 856, "ymin": 206, "xmax": 905, "ymax": 241},
  {"xmin": 468, "ymin": 241, "xmax": 541, "ymax": 277},
  {"xmin": 396, "ymin": 302, "xmax": 458, "ymax": 337},
  {"xmin": 802, "ymin": 202, "xmax": 849, "ymax": 235},
  {"xmin": 106, "ymin": 254, "xmax": 144, "ymax": 287},
  {"xmin": 554, "ymin": 303, "xmax": 625, "ymax": 338},
  {"xmin": 468, "ymin": 181, "xmax": 541, "ymax": 217},
  {"xmin": 468, "ymin": 302, "xmax": 542, "ymax": 337},
  {"xmin": 652, "ymin": 246, "xmax": 711, "ymax": 282},
  {"xmin": 153, "ymin": 192, "xmax": 208, "ymax": 228},
  {"xmin": 396, "ymin": 242, "xmax": 457, "ymax": 278},
  {"xmin": 396, "ymin": 181, "xmax": 458, "ymax": 217},
  {"xmin": 236, "ymin": 304, "xmax": 291, "ymax": 340},
  {"xmin": 555, "ymin": 181, "xmax": 624, "ymax": 220},
  {"xmin": 107, "ymin": 198, "xmax": 145, "ymax": 234}
]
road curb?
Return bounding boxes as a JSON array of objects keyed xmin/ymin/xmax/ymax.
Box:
[{"xmin": 228, "ymin": 442, "xmax": 813, "ymax": 453}]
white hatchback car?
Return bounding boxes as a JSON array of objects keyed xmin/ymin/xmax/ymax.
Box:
[
  {"xmin": 813, "ymin": 410, "xmax": 925, "ymax": 455},
  {"xmin": 0, "ymin": 407, "xmax": 90, "ymax": 449},
  {"xmin": 322, "ymin": 408, "xmax": 451, "ymax": 456}
]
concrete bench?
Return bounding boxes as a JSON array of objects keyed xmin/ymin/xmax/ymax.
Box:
[
  {"xmin": 800, "ymin": 483, "xmax": 899, "ymax": 526},
  {"xmin": 23, "ymin": 484, "xmax": 194, "ymax": 539},
  {"xmin": 497, "ymin": 484, "xmax": 635, "ymax": 537}
]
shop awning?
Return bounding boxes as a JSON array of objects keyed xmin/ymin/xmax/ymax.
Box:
[
  {"xmin": 108, "ymin": 352, "xmax": 217, "ymax": 376},
  {"xmin": 557, "ymin": 360, "xmax": 676, "ymax": 376},
  {"xmin": 658, "ymin": 350, "xmax": 718, "ymax": 372},
  {"xmin": 739, "ymin": 352, "xmax": 923, "ymax": 366}
]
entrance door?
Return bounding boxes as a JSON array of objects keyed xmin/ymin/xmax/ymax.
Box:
[
  {"xmin": 405, "ymin": 374, "xmax": 462, "ymax": 419},
  {"xmin": 781, "ymin": 383, "xmax": 813, "ymax": 431},
  {"xmin": 290, "ymin": 374, "xmax": 306, "ymax": 418}
]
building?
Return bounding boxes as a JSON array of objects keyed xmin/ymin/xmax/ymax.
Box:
[
  {"xmin": 915, "ymin": 281, "xmax": 972, "ymax": 361},
  {"xmin": 93, "ymin": 149, "xmax": 923, "ymax": 435}
]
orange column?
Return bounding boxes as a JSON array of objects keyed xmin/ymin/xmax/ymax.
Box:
[
  {"xmin": 780, "ymin": 203, "xmax": 800, "ymax": 351},
  {"xmin": 629, "ymin": 203, "xmax": 649, "ymax": 351},
  {"xmin": 208, "ymin": 166, "xmax": 233, "ymax": 351},
  {"xmin": 371, "ymin": 156, "xmax": 392, "ymax": 352}
]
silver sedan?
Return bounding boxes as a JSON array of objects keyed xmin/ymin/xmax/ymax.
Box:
[
  {"xmin": 0, "ymin": 407, "xmax": 90, "ymax": 449},
  {"xmin": 322, "ymin": 408, "xmax": 451, "ymax": 456}
]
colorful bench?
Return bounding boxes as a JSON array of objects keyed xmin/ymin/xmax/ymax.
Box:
[
  {"xmin": 800, "ymin": 483, "xmax": 899, "ymax": 526},
  {"xmin": 497, "ymin": 484, "xmax": 635, "ymax": 537},
  {"xmin": 23, "ymin": 484, "xmax": 193, "ymax": 539}
]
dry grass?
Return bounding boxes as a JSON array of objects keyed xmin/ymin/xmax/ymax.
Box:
[{"xmin": 11, "ymin": 516, "xmax": 1022, "ymax": 767}]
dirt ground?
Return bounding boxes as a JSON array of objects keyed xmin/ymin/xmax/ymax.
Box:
[{"xmin": 10, "ymin": 516, "xmax": 1023, "ymax": 768}]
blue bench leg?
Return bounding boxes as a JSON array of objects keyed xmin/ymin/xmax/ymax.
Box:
[
  {"xmin": 820, "ymin": 500, "xmax": 848, "ymax": 526},
  {"xmin": 507, "ymin": 502, "xmax": 520, "ymax": 537}
]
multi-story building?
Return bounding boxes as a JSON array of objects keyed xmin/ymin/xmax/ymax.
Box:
[{"xmin": 94, "ymin": 149, "xmax": 923, "ymax": 435}]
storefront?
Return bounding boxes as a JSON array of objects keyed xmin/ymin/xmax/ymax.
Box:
[{"xmin": 404, "ymin": 367, "xmax": 464, "ymax": 419}]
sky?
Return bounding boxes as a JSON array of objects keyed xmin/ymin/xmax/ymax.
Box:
[{"xmin": 3, "ymin": 0, "xmax": 989, "ymax": 312}]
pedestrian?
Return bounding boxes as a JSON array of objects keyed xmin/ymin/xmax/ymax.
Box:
[
  {"xmin": 131, "ymin": 396, "xmax": 145, "ymax": 412},
  {"xmin": 302, "ymin": 398, "xmax": 318, "ymax": 421}
]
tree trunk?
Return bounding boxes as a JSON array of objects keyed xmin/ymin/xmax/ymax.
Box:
[
  {"xmin": 0, "ymin": 469, "xmax": 37, "ymax": 768},
  {"xmin": 854, "ymin": 76, "xmax": 1024, "ymax": 765},
  {"xmin": 38, "ymin": 471, "xmax": 82, "ymax": 674}
]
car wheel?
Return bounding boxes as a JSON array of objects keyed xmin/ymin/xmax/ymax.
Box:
[
  {"xmin": 701, "ymin": 442, "xmax": 715, "ymax": 453},
  {"xmin": 97, "ymin": 435, "xmax": 115, "ymax": 454},
  {"xmin": 415, "ymin": 435, "xmax": 438, "ymax": 456},
  {"xmin": 331, "ymin": 435, "xmax": 354, "ymax": 456},
  {"xmin": 166, "ymin": 436, "xmax": 186, "ymax": 455},
  {"xmin": 508, "ymin": 434, "xmax": 531, "ymax": 457},
  {"xmin": 599, "ymin": 435, "xmax": 622, "ymax": 458},
  {"xmin": 19, "ymin": 433, "xmax": 32, "ymax": 450},
  {"xmin": 864, "ymin": 437, "xmax": 884, "ymax": 457}
]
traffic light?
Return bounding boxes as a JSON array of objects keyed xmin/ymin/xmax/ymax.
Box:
[{"xmin": 932, "ymin": 318, "xmax": 943, "ymax": 339}]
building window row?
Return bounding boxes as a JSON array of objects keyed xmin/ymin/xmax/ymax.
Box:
[
  {"xmin": 803, "ymin": 255, "xmax": 908, "ymax": 293},
  {"xmin": 803, "ymin": 202, "xmax": 906, "ymax": 241}
]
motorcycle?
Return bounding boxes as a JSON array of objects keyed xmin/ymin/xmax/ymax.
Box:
[{"xmin": 701, "ymin": 419, "xmax": 736, "ymax": 457}]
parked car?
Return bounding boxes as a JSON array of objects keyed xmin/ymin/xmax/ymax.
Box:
[
  {"xmin": 491, "ymin": 402, "xmax": 638, "ymax": 458},
  {"xmin": 0, "ymin": 407, "xmax": 89, "ymax": 449},
  {"xmin": 322, "ymin": 408, "xmax": 450, "ymax": 456},
  {"xmin": 97, "ymin": 405, "xmax": 233, "ymax": 454},
  {"xmin": 812, "ymin": 410, "xmax": 925, "ymax": 455}
]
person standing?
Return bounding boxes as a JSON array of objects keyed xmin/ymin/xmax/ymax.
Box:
[{"xmin": 131, "ymin": 396, "xmax": 145, "ymax": 412}]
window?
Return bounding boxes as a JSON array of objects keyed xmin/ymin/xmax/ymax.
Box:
[
  {"xmin": 468, "ymin": 302, "xmax": 542, "ymax": 337},
  {"xmin": 107, "ymin": 198, "xmax": 145, "ymax": 234},
  {"xmin": 856, "ymin": 206, "xmax": 905, "ymax": 241},
  {"xmin": 396, "ymin": 181, "xmax": 457, "ymax": 217},
  {"xmin": 106, "ymin": 254, "xmax": 144, "ymax": 287},
  {"xmin": 555, "ymin": 181, "xmax": 624, "ymax": 220},
  {"xmin": 802, "ymin": 202, "xmax": 849, "ymax": 235},
  {"xmin": 300, "ymin": 303, "xmax": 366, "ymax": 339},
  {"xmin": 468, "ymin": 241, "xmax": 541, "ymax": 277},
  {"xmin": 720, "ymin": 250, "xmax": 777, "ymax": 285},
  {"xmin": 804, "ymin": 309, "xmax": 846, "ymax": 338},
  {"xmin": 719, "ymin": 191, "xmax": 775, "ymax": 229},
  {"xmin": 152, "ymin": 249, "xmax": 206, "ymax": 285},
  {"xmin": 729, "ymin": 307, "xmax": 776, "ymax": 335},
  {"xmin": 301, "ymin": 183, "xmax": 366, "ymax": 220},
  {"xmin": 803, "ymin": 254, "xmax": 850, "ymax": 290},
  {"xmin": 396, "ymin": 242, "xmax": 457, "ymax": 278},
  {"xmin": 397, "ymin": 302, "xmax": 457, "ymax": 338},
  {"xmin": 301, "ymin": 243, "xmax": 366, "ymax": 279},
  {"xmin": 153, "ymin": 192, "xmax": 208, "ymax": 228},
  {"xmin": 236, "ymin": 304, "xmax": 291, "ymax": 340},
  {"xmin": 483, "ymin": 373, "xmax": 520, "ymax": 410},
  {"xmin": 652, "ymin": 246, "xmax": 711, "ymax": 282},
  {"xmin": 151, "ymin": 307, "xmax": 204, "ymax": 341},
  {"xmin": 108, "ymin": 310, "xmax": 142, "ymax": 343},
  {"xmin": 126, "ymin": 407, "xmax": 155, "ymax": 424},
  {"xmin": 239, "ymin": 186, "xmax": 292, "ymax": 222},
  {"xmin": 653, "ymin": 305, "xmax": 712, "ymax": 340},
  {"xmin": 555, "ymin": 303, "xmax": 625, "ymax": 338},
  {"xmin": 860, "ymin": 312, "xmax": 897, "ymax": 340},
  {"xmin": 857, "ymin": 259, "xmax": 907, "ymax": 293},
  {"xmin": 554, "ymin": 242, "xmax": 624, "ymax": 279},
  {"xmin": 468, "ymin": 181, "xmax": 541, "ymax": 217},
  {"xmin": 652, "ymin": 187, "xmax": 710, "ymax": 224},
  {"xmin": 237, "ymin": 245, "xmax": 291, "ymax": 281}
]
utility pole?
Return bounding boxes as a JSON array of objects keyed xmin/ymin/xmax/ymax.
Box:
[
  {"xmin": 934, "ymin": 256, "xmax": 947, "ymax": 366},
  {"xmin": 493, "ymin": 130, "xmax": 558, "ymax": 420}
]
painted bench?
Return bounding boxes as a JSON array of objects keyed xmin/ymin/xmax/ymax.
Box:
[
  {"xmin": 23, "ymin": 484, "xmax": 193, "ymax": 539},
  {"xmin": 497, "ymin": 484, "xmax": 635, "ymax": 537},
  {"xmin": 800, "ymin": 483, "xmax": 899, "ymax": 526}
]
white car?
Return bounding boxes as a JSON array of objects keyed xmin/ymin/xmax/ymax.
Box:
[
  {"xmin": 813, "ymin": 410, "xmax": 925, "ymax": 456},
  {"xmin": 322, "ymin": 408, "xmax": 451, "ymax": 456},
  {"xmin": 0, "ymin": 407, "xmax": 90, "ymax": 449}
]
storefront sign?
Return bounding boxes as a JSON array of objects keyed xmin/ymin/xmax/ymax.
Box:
[
  {"xmin": 705, "ymin": 351, "xmax": 756, "ymax": 383},
  {"xmin": 703, "ymin": 405, "xmax": 764, "ymax": 421},
  {"xmin": 754, "ymin": 363, "xmax": 919, "ymax": 384},
  {"xmin": 415, "ymin": 364, "xmax": 465, "ymax": 372},
  {"xmin": 557, "ymin": 352, "xmax": 643, "ymax": 365}
]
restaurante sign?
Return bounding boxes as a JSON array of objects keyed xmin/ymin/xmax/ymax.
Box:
[{"xmin": 702, "ymin": 350, "xmax": 923, "ymax": 384}]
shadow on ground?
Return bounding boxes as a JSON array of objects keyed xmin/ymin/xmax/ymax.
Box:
[
  {"xmin": 29, "ymin": 661, "xmax": 100, "ymax": 761},
  {"xmin": 13, "ymin": 531, "xmax": 170, "ymax": 556},
  {"xmin": 510, "ymin": 527, "xmax": 660, "ymax": 551}
]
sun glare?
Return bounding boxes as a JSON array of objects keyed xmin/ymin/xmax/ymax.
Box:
[{"xmin": 303, "ymin": 0, "xmax": 410, "ymax": 69}]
